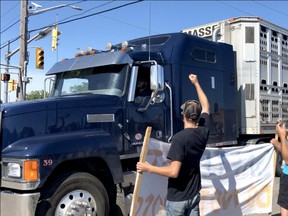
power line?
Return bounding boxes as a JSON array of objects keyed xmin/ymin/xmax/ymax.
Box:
[
  {"xmin": 0, "ymin": 36, "xmax": 20, "ymax": 50},
  {"xmin": 100, "ymin": 14, "xmax": 159, "ymax": 34},
  {"xmin": 0, "ymin": 1, "xmax": 85, "ymax": 37},
  {"xmin": 1, "ymin": 2, "xmax": 20, "ymax": 34},
  {"xmin": 0, "ymin": 20, "xmax": 20, "ymax": 34},
  {"xmin": 56, "ymin": 0, "xmax": 87, "ymax": 6},
  {"xmin": 1, "ymin": 1, "xmax": 20, "ymax": 18},
  {"xmin": 253, "ymin": 1, "xmax": 288, "ymax": 18},
  {"xmin": 217, "ymin": 1, "xmax": 255, "ymax": 16},
  {"xmin": 29, "ymin": 0, "xmax": 144, "ymax": 34},
  {"xmin": 218, "ymin": 0, "xmax": 288, "ymax": 19},
  {"xmin": 58, "ymin": 0, "xmax": 116, "ymax": 23},
  {"xmin": 56, "ymin": 0, "xmax": 153, "ymax": 33},
  {"xmin": 0, "ymin": 0, "xmax": 105, "ymax": 50}
]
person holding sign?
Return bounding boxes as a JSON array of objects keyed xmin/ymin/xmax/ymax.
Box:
[
  {"xmin": 270, "ymin": 122, "xmax": 288, "ymax": 216},
  {"xmin": 137, "ymin": 74, "xmax": 210, "ymax": 216}
]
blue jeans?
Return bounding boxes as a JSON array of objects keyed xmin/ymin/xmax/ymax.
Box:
[{"xmin": 166, "ymin": 193, "xmax": 200, "ymax": 216}]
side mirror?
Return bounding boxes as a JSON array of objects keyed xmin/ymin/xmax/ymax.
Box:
[
  {"xmin": 150, "ymin": 64, "xmax": 164, "ymax": 92},
  {"xmin": 44, "ymin": 76, "xmax": 55, "ymax": 98},
  {"xmin": 137, "ymin": 64, "xmax": 165, "ymax": 112}
]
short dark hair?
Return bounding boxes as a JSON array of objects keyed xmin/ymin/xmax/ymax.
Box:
[{"xmin": 181, "ymin": 100, "xmax": 202, "ymax": 122}]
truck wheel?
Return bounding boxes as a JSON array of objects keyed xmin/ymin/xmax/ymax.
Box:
[{"xmin": 36, "ymin": 172, "xmax": 109, "ymax": 216}]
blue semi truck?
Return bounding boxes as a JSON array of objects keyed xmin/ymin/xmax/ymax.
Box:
[{"xmin": 0, "ymin": 32, "xmax": 276, "ymax": 215}]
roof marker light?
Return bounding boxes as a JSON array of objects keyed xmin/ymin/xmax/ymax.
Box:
[
  {"xmin": 121, "ymin": 41, "xmax": 128, "ymax": 51},
  {"xmin": 106, "ymin": 42, "xmax": 112, "ymax": 51},
  {"xmin": 88, "ymin": 47, "xmax": 96, "ymax": 54}
]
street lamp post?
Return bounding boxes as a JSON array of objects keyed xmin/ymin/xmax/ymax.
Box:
[
  {"xmin": 29, "ymin": 4, "xmax": 82, "ymax": 16},
  {"xmin": 17, "ymin": 1, "xmax": 82, "ymax": 101}
]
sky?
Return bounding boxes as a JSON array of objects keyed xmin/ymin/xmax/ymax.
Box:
[{"xmin": 1, "ymin": 0, "xmax": 288, "ymax": 102}]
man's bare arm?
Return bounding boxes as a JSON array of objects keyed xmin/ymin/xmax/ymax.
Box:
[
  {"xmin": 189, "ymin": 74, "xmax": 210, "ymax": 114},
  {"xmin": 276, "ymin": 123, "xmax": 288, "ymax": 164},
  {"xmin": 137, "ymin": 160, "xmax": 182, "ymax": 178}
]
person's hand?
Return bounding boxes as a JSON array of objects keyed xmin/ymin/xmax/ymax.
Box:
[
  {"xmin": 270, "ymin": 138, "xmax": 278, "ymax": 146},
  {"xmin": 276, "ymin": 122, "xmax": 286, "ymax": 138},
  {"xmin": 189, "ymin": 74, "xmax": 199, "ymax": 85},
  {"xmin": 136, "ymin": 161, "xmax": 150, "ymax": 173}
]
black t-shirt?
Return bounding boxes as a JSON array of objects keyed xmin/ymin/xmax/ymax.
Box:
[{"xmin": 166, "ymin": 112, "xmax": 210, "ymax": 201}]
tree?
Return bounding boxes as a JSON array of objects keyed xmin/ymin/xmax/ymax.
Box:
[
  {"xmin": 70, "ymin": 82, "xmax": 88, "ymax": 93},
  {"xmin": 26, "ymin": 90, "xmax": 48, "ymax": 100}
]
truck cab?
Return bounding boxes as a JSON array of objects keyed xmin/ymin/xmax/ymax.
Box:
[{"xmin": 0, "ymin": 33, "xmax": 237, "ymax": 216}]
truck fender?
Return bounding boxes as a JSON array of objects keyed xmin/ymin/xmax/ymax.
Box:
[{"xmin": 3, "ymin": 130, "xmax": 124, "ymax": 186}]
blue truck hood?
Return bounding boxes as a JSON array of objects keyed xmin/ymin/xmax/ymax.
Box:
[
  {"xmin": 1, "ymin": 95, "xmax": 122, "ymax": 117},
  {"xmin": 1, "ymin": 95, "xmax": 125, "ymax": 186},
  {"xmin": 1, "ymin": 95, "xmax": 123, "ymax": 151}
]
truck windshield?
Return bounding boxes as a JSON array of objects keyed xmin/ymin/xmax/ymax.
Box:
[{"xmin": 51, "ymin": 64, "xmax": 128, "ymax": 97}]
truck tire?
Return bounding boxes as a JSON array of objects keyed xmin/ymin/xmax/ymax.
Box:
[{"xmin": 36, "ymin": 172, "xmax": 109, "ymax": 216}]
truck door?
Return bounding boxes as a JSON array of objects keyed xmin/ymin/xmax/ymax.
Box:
[{"xmin": 126, "ymin": 65, "xmax": 170, "ymax": 147}]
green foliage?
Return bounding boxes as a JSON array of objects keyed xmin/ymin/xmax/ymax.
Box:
[
  {"xmin": 26, "ymin": 90, "xmax": 48, "ymax": 100},
  {"xmin": 70, "ymin": 82, "xmax": 88, "ymax": 93}
]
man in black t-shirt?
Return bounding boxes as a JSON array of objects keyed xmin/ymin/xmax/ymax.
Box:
[{"xmin": 137, "ymin": 74, "xmax": 210, "ymax": 216}]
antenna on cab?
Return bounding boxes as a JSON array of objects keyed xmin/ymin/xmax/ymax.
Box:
[{"xmin": 148, "ymin": 2, "xmax": 151, "ymax": 61}]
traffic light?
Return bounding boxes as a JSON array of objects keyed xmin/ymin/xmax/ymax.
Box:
[
  {"xmin": 36, "ymin": 47, "xmax": 44, "ymax": 69},
  {"xmin": 8, "ymin": 79, "xmax": 17, "ymax": 91},
  {"xmin": 52, "ymin": 26, "xmax": 61, "ymax": 51},
  {"xmin": 1, "ymin": 73, "xmax": 10, "ymax": 82}
]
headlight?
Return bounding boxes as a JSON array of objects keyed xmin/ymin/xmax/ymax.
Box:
[
  {"xmin": 2, "ymin": 158, "xmax": 40, "ymax": 190},
  {"xmin": 7, "ymin": 163, "xmax": 21, "ymax": 178},
  {"xmin": 2, "ymin": 159, "xmax": 39, "ymax": 181}
]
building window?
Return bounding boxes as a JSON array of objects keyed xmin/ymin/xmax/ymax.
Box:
[{"xmin": 245, "ymin": 27, "xmax": 255, "ymax": 44}]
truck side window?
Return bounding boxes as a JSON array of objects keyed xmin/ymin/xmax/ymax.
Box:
[
  {"xmin": 191, "ymin": 48, "xmax": 216, "ymax": 63},
  {"xmin": 135, "ymin": 68, "xmax": 151, "ymax": 97}
]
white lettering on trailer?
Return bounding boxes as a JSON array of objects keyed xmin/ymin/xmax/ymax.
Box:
[{"xmin": 185, "ymin": 24, "xmax": 219, "ymax": 38}]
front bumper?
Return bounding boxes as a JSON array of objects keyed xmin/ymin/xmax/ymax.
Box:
[{"xmin": 0, "ymin": 191, "xmax": 40, "ymax": 216}]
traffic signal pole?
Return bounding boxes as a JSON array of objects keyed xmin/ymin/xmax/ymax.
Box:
[
  {"xmin": 18, "ymin": 0, "xmax": 28, "ymax": 101},
  {"xmin": 4, "ymin": 41, "xmax": 11, "ymax": 103},
  {"xmin": 16, "ymin": 2, "xmax": 81, "ymax": 101},
  {"xmin": 3, "ymin": 28, "xmax": 52, "ymax": 103}
]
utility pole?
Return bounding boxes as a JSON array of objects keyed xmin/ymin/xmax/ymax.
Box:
[
  {"xmin": 16, "ymin": 1, "xmax": 82, "ymax": 101},
  {"xmin": 4, "ymin": 41, "xmax": 11, "ymax": 103},
  {"xmin": 18, "ymin": 0, "xmax": 28, "ymax": 101}
]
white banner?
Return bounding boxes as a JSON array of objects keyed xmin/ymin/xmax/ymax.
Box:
[{"xmin": 134, "ymin": 138, "xmax": 275, "ymax": 216}]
